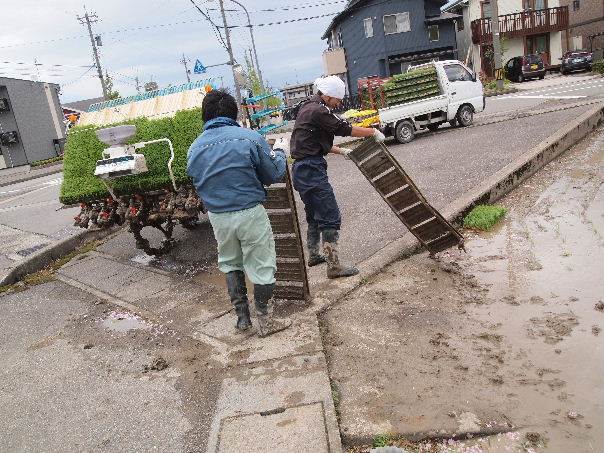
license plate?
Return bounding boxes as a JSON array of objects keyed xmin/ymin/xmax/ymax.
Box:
[
  {"xmin": 573, "ymin": 58, "xmax": 582, "ymax": 63},
  {"xmin": 530, "ymin": 64, "xmax": 538, "ymax": 70}
]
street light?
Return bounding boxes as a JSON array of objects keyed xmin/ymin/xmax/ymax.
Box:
[{"xmin": 223, "ymin": 0, "xmax": 265, "ymax": 90}]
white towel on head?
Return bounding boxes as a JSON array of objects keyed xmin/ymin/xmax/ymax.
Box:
[{"xmin": 314, "ymin": 75, "xmax": 346, "ymax": 99}]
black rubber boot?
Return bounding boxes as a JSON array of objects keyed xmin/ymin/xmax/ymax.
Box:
[
  {"xmin": 307, "ymin": 222, "xmax": 326, "ymax": 267},
  {"xmin": 226, "ymin": 271, "xmax": 252, "ymax": 331},
  {"xmin": 254, "ymin": 283, "xmax": 292, "ymax": 338},
  {"xmin": 322, "ymin": 229, "xmax": 359, "ymax": 279}
]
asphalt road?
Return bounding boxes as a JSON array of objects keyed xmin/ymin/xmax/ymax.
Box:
[
  {"xmin": 311, "ymin": 104, "xmax": 594, "ymax": 275},
  {"xmin": 0, "ymin": 173, "xmax": 78, "ymax": 281}
]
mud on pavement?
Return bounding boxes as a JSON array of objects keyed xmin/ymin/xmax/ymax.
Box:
[{"xmin": 322, "ymin": 127, "xmax": 604, "ymax": 452}]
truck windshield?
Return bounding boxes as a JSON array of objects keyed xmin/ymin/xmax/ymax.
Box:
[{"xmin": 444, "ymin": 65, "xmax": 472, "ymax": 82}]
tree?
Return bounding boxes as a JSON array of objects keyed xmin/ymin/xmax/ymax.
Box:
[
  {"xmin": 103, "ymin": 71, "xmax": 121, "ymax": 100},
  {"xmin": 244, "ymin": 55, "xmax": 280, "ymax": 108}
]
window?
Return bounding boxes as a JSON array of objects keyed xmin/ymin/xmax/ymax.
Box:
[
  {"xmin": 383, "ymin": 12, "xmax": 411, "ymax": 35},
  {"xmin": 456, "ymin": 18, "xmax": 464, "ymax": 31},
  {"xmin": 523, "ymin": 0, "xmax": 547, "ymax": 9},
  {"xmin": 428, "ymin": 25, "xmax": 439, "ymax": 41},
  {"xmin": 364, "ymin": 18, "xmax": 374, "ymax": 38},
  {"xmin": 572, "ymin": 0, "xmax": 580, "ymax": 10},
  {"xmin": 444, "ymin": 64, "xmax": 472, "ymax": 82},
  {"xmin": 481, "ymin": 1, "xmax": 492, "ymax": 18}
]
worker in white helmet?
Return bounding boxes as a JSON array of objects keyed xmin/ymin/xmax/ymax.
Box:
[{"xmin": 277, "ymin": 75, "xmax": 385, "ymax": 279}]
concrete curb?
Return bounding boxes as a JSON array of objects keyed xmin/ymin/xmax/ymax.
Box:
[
  {"xmin": 311, "ymin": 103, "xmax": 604, "ymax": 312},
  {"xmin": 0, "ymin": 226, "xmax": 119, "ymax": 287},
  {"xmin": 0, "ymin": 163, "xmax": 63, "ymax": 188}
]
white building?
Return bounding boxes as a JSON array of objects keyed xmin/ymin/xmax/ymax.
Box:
[{"xmin": 442, "ymin": 0, "xmax": 569, "ymax": 76}]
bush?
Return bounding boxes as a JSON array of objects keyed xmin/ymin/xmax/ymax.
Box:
[
  {"xmin": 463, "ymin": 204, "xmax": 507, "ymax": 231},
  {"xmin": 60, "ymin": 108, "xmax": 203, "ymax": 205},
  {"xmin": 592, "ymin": 59, "xmax": 604, "ymax": 74}
]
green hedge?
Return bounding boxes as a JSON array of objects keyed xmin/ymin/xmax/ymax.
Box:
[{"xmin": 60, "ymin": 108, "xmax": 203, "ymax": 205}]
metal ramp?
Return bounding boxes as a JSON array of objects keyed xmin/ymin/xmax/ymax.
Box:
[
  {"xmin": 263, "ymin": 165, "xmax": 310, "ymax": 302},
  {"xmin": 349, "ymin": 137, "xmax": 464, "ymax": 255}
]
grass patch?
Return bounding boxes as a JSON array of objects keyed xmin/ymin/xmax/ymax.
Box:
[
  {"xmin": 60, "ymin": 108, "xmax": 203, "ymax": 205},
  {"xmin": 372, "ymin": 434, "xmax": 394, "ymax": 448},
  {"xmin": 0, "ymin": 239, "xmax": 101, "ymax": 295},
  {"xmin": 463, "ymin": 204, "xmax": 507, "ymax": 231},
  {"xmin": 30, "ymin": 156, "xmax": 63, "ymax": 167}
]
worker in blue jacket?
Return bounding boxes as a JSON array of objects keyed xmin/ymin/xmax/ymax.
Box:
[{"xmin": 187, "ymin": 89, "xmax": 290, "ymax": 337}]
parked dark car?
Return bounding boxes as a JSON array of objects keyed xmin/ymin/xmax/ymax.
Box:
[
  {"xmin": 504, "ymin": 54, "xmax": 546, "ymax": 82},
  {"xmin": 560, "ymin": 50, "xmax": 593, "ymax": 74}
]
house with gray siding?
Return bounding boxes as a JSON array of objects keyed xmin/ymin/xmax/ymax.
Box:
[
  {"xmin": 0, "ymin": 77, "xmax": 65, "ymax": 169},
  {"xmin": 322, "ymin": 0, "xmax": 460, "ymax": 94}
]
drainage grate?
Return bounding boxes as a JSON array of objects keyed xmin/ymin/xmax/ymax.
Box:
[
  {"xmin": 349, "ymin": 137, "xmax": 463, "ymax": 255},
  {"xmin": 16, "ymin": 242, "xmax": 50, "ymax": 257}
]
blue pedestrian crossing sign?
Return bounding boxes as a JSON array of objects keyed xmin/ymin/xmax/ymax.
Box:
[{"xmin": 194, "ymin": 59, "xmax": 206, "ymax": 74}]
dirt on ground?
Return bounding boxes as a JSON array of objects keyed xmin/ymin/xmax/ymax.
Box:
[{"xmin": 323, "ymin": 128, "xmax": 604, "ymax": 453}]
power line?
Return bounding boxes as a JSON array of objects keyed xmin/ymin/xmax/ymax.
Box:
[
  {"xmin": 1, "ymin": 9, "xmax": 340, "ymax": 50},
  {"xmin": 188, "ymin": 0, "xmax": 229, "ymax": 51},
  {"xmin": 1, "ymin": 60, "xmax": 92, "ymax": 68}
]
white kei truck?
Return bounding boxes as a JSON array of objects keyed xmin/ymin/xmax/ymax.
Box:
[{"xmin": 379, "ymin": 60, "xmax": 485, "ymax": 144}]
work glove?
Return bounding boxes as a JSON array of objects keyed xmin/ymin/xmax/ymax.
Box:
[
  {"xmin": 273, "ymin": 136, "xmax": 290, "ymax": 154},
  {"xmin": 340, "ymin": 148, "xmax": 354, "ymax": 160},
  {"xmin": 373, "ymin": 128, "xmax": 386, "ymax": 143}
]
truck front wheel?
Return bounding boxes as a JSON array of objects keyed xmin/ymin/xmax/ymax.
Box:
[
  {"xmin": 456, "ymin": 105, "xmax": 474, "ymax": 127},
  {"xmin": 395, "ymin": 120, "xmax": 415, "ymax": 144}
]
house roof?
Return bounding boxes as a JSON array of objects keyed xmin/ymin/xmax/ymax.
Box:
[
  {"xmin": 321, "ymin": 0, "xmax": 368, "ymax": 40},
  {"xmin": 61, "ymin": 96, "xmax": 105, "ymax": 113},
  {"xmin": 322, "ymin": 0, "xmax": 456, "ymax": 40},
  {"xmin": 441, "ymin": 0, "xmax": 468, "ymax": 13},
  {"xmin": 425, "ymin": 11, "xmax": 462, "ymax": 23}
]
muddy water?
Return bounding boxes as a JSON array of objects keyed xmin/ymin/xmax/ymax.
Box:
[
  {"xmin": 326, "ymin": 128, "xmax": 604, "ymax": 453},
  {"xmin": 455, "ymin": 134, "xmax": 604, "ymax": 451}
]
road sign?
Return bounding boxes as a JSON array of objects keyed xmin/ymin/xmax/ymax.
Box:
[{"xmin": 194, "ymin": 60, "xmax": 206, "ymax": 74}]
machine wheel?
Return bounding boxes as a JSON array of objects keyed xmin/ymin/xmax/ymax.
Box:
[
  {"xmin": 395, "ymin": 120, "xmax": 415, "ymax": 144},
  {"xmin": 517, "ymin": 74, "xmax": 524, "ymax": 83},
  {"xmin": 456, "ymin": 105, "xmax": 474, "ymax": 127},
  {"xmin": 426, "ymin": 123, "xmax": 441, "ymax": 132}
]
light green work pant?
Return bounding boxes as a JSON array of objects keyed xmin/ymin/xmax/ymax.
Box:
[{"xmin": 208, "ymin": 204, "xmax": 276, "ymax": 285}]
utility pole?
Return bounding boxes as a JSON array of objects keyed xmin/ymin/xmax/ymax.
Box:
[
  {"xmin": 135, "ymin": 75, "xmax": 142, "ymax": 93},
  {"xmin": 218, "ymin": 0, "xmax": 242, "ymax": 110},
  {"xmin": 489, "ymin": 0, "xmax": 504, "ymax": 90},
  {"xmin": 180, "ymin": 53, "xmax": 192, "ymax": 83},
  {"xmin": 228, "ymin": 0, "xmax": 265, "ymax": 90},
  {"xmin": 77, "ymin": 11, "xmax": 108, "ymax": 100}
]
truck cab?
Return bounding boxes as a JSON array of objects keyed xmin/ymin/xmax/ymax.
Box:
[{"xmin": 380, "ymin": 60, "xmax": 485, "ymax": 144}]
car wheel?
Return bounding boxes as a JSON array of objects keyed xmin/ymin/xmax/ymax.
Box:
[
  {"xmin": 517, "ymin": 74, "xmax": 524, "ymax": 83},
  {"xmin": 456, "ymin": 105, "xmax": 474, "ymax": 127},
  {"xmin": 539, "ymin": 73, "xmax": 545, "ymax": 80},
  {"xmin": 561, "ymin": 68, "xmax": 566, "ymax": 75},
  {"xmin": 395, "ymin": 120, "xmax": 415, "ymax": 144},
  {"xmin": 426, "ymin": 123, "xmax": 441, "ymax": 132}
]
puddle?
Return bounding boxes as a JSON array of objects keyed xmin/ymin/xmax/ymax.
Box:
[
  {"xmin": 101, "ymin": 311, "xmax": 152, "ymax": 333},
  {"xmin": 131, "ymin": 253, "xmax": 158, "ymax": 266}
]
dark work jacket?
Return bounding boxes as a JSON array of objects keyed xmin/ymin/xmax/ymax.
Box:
[{"xmin": 290, "ymin": 95, "xmax": 353, "ymax": 160}]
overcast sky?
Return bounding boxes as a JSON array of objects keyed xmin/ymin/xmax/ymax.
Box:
[{"xmin": 0, "ymin": 0, "xmax": 342, "ymax": 103}]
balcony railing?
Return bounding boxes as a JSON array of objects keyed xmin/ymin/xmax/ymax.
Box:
[{"xmin": 471, "ymin": 6, "xmax": 568, "ymax": 45}]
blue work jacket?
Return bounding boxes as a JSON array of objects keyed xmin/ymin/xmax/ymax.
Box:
[{"xmin": 187, "ymin": 117, "xmax": 286, "ymax": 213}]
